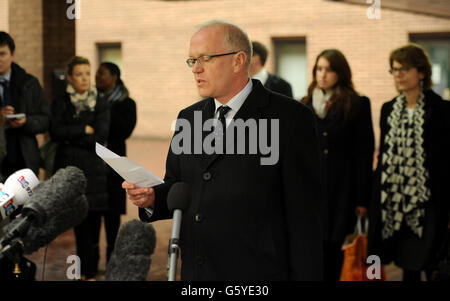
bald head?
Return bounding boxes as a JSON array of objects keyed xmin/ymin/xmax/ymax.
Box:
[
  {"xmin": 195, "ymin": 20, "xmax": 253, "ymax": 74},
  {"xmin": 189, "ymin": 20, "xmax": 251, "ymax": 104}
]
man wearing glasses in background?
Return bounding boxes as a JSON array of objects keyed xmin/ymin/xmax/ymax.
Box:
[{"xmin": 123, "ymin": 20, "xmax": 323, "ymax": 281}]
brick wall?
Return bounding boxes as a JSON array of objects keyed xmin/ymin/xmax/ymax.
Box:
[
  {"xmin": 0, "ymin": 0, "xmax": 8, "ymax": 32},
  {"xmin": 42, "ymin": 0, "xmax": 75, "ymax": 102},
  {"xmin": 8, "ymin": 0, "xmax": 44, "ymax": 85},
  {"xmin": 2, "ymin": 1, "xmax": 75, "ymax": 101},
  {"xmin": 3, "ymin": 0, "xmax": 76, "ymax": 151},
  {"xmin": 2, "ymin": 1, "xmax": 450, "ymax": 143},
  {"xmin": 71, "ymin": 0, "xmax": 450, "ymax": 144}
]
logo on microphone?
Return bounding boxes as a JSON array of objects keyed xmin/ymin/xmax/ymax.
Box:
[
  {"xmin": 18, "ymin": 176, "xmax": 34, "ymax": 197},
  {"xmin": 2, "ymin": 199, "xmax": 15, "ymax": 216},
  {"xmin": 0, "ymin": 187, "xmax": 10, "ymax": 199},
  {"xmin": 0, "ymin": 188, "xmax": 16, "ymax": 218}
]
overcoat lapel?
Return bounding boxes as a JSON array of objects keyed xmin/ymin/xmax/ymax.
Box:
[
  {"xmin": 202, "ymin": 80, "xmax": 270, "ymax": 171},
  {"xmin": 421, "ymin": 91, "xmax": 435, "ymax": 132}
]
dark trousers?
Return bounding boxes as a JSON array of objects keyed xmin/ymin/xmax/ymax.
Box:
[
  {"xmin": 101, "ymin": 212, "xmax": 121, "ymax": 262},
  {"xmin": 74, "ymin": 212, "xmax": 102, "ymax": 279},
  {"xmin": 402, "ymin": 269, "xmax": 433, "ymax": 281},
  {"xmin": 323, "ymin": 241, "xmax": 344, "ymax": 281},
  {"xmin": 89, "ymin": 211, "xmax": 121, "ymax": 269},
  {"xmin": 75, "ymin": 211, "xmax": 121, "ymax": 279}
]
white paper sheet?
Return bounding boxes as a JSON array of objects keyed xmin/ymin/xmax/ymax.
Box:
[{"xmin": 95, "ymin": 142, "xmax": 164, "ymax": 187}]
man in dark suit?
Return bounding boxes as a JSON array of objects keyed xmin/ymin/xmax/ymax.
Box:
[
  {"xmin": 250, "ymin": 41, "xmax": 293, "ymax": 98},
  {"xmin": 123, "ymin": 20, "xmax": 323, "ymax": 281},
  {"xmin": 0, "ymin": 31, "xmax": 51, "ymax": 178},
  {"xmin": 0, "ymin": 31, "xmax": 49, "ymax": 280}
]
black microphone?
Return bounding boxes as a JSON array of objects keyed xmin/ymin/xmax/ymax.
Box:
[
  {"xmin": 167, "ymin": 182, "xmax": 191, "ymax": 281},
  {"xmin": 105, "ymin": 219, "xmax": 156, "ymax": 281},
  {"xmin": 0, "ymin": 166, "xmax": 88, "ymax": 255}
]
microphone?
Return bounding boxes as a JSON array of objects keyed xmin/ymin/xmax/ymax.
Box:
[
  {"xmin": 105, "ymin": 219, "xmax": 156, "ymax": 281},
  {"xmin": 0, "ymin": 169, "xmax": 40, "ymax": 221},
  {"xmin": 167, "ymin": 182, "xmax": 191, "ymax": 281},
  {"xmin": 0, "ymin": 166, "xmax": 88, "ymax": 256}
]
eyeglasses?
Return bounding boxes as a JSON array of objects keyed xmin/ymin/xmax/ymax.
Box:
[
  {"xmin": 186, "ymin": 51, "xmax": 239, "ymax": 68},
  {"xmin": 389, "ymin": 66, "xmax": 412, "ymax": 75}
]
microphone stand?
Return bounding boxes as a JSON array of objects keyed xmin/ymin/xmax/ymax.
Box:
[
  {"xmin": 167, "ymin": 210, "xmax": 182, "ymax": 281},
  {"xmin": 0, "ymin": 238, "xmax": 25, "ymax": 279},
  {"xmin": 0, "ymin": 203, "xmax": 45, "ymax": 280}
]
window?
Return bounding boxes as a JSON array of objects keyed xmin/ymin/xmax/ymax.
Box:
[
  {"xmin": 273, "ymin": 38, "xmax": 307, "ymax": 100},
  {"xmin": 410, "ymin": 33, "xmax": 450, "ymax": 100},
  {"xmin": 97, "ymin": 43, "xmax": 122, "ymax": 71}
]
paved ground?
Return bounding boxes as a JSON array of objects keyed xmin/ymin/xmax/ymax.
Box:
[{"xmin": 22, "ymin": 138, "xmax": 402, "ymax": 281}]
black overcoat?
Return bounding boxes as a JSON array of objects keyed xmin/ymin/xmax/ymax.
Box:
[
  {"xmin": 264, "ymin": 73, "xmax": 293, "ymax": 98},
  {"xmin": 368, "ymin": 89, "xmax": 450, "ymax": 271},
  {"xmin": 50, "ymin": 92, "xmax": 110, "ymax": 211},
  {"xmin": 140, "ymin": 80, "xmax": 323, "ymax": 280},
  {"xmin": 306, "ymin": 96, "xmax": 375, "ymax": 243},
  {"xmin": 7, "ymin": 63, "xmax": 51, "ymax": 176},
  {"xmin": 106, "ymin": 89, "xmax": 136, "ymax": 214}
]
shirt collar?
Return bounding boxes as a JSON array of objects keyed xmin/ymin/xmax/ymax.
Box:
[
  {"xmin": 0, "ymin": 70, "xmax": 12, "ymax": 82},
  {"xmin": 214, "ymin": 78, "xmax": 253, "ymax": 115},
  {"xmin": 252, "ymin": 68, "xmax": 269, "ymax": 86}
]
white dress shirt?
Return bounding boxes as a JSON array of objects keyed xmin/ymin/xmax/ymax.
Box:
[
  {"xmin": 213, "ymin": 78, "xmax": 253, "ymax": 127},
  {"xmin": 144, "ymin": 79, "xmax": 254, "ymax": 217},
  {"xmin": 251, "ymin": 68, "xmax": 269, "ymax": 86}
]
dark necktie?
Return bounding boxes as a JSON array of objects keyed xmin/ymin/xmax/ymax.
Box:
[
  {"xmin": 214, "ymin": 105, "xmax": 231, "ymax": 151},
  {"xmin": 0, "ymin": 80, "xmax": 12, "ymax": 107},
  {"xmin": 217, "ymin": 105, "xmax": 231, "ymax": 131}
]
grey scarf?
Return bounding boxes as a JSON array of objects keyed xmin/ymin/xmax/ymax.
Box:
[{"xmin": 66, "ymin": 84, "xmax": 97, "ymax": 116}]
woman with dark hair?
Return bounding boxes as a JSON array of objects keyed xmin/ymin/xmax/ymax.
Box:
[
  {"xmin": 95, "ymin": 62, "xmax": 136, "ymax": 264},
  {"xmin": 368, "ymin": 44, "xmax": 450, "ymax": 281},
  {"xmin": 50, "ymin": 56, "xmax": 110, "ymax": 280},
  {"xmin": 302, "ymin": 49, "xmax": 375, "ymax": 281}
]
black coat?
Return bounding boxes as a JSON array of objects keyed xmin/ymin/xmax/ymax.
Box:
[
  {"xmin": 368, "ymin": 89, "xmax": 450, "ymax": 271},
  {"xmin": 105, "ymin": 87, "xmax": 136, "ymax": 214},
  {"xmin": 306, "ymin": 96, "xmax": 375, "ymax": 243},
  {"xmin": 264, "ymin": 73, "xmax": 293, "ymax": 98},
  {"xmin": 4, "ymin": 63, "xmax": 51, "ymax": 176},
  {"xmin": 0, "ymin": 124, "xmax": 5, "ymax": 181},
  {"xmin": 50, "ymin": 92, "xmax": 110, "ymax": 211},
  {"xmin": 139, "ymin": 80, "xmax": 323, "ymax": 281}
]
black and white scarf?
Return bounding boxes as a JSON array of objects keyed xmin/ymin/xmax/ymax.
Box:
[
  {"xmin": 66, "ymin": 84, "xmax": 97, "ymax": 116},
  {"xmin": 380, "ymin": 93, "xmax": 431, "ymax": 240}
]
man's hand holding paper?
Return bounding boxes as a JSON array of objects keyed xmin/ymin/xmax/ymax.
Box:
[
  {"xmin": 95, "ymin": 142, "xmax": 162, "ymax": 209},
  {"xmin": 95, "ymin": 142, "xmax": 164, "ymax": 187},
  {"xmin": 121, "ymin": 181, "xmax": 155, "ymax": 209}
]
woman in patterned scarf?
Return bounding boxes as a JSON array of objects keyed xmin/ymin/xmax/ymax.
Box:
[
  {"xmin": 50, "ymin": 56, "xmax": 110, "ymax": 280},
  {"xmin": 369, "ymin": 44, "xmax": 450, "ymax": 281}
]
